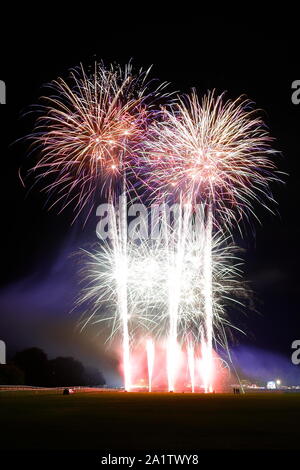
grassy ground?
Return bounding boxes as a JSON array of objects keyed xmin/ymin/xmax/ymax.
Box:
[{"xmin": 0, "ymin": 391, "xmax": 299, "ymax": 451}]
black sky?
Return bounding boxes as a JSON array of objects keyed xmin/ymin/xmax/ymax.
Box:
[{"xmin": 0, "ymin": 16, "xmax": 299, "ymax": 383}]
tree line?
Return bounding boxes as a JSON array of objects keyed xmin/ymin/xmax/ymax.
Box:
[{"xmin": 0, "ymin": 347, "xmax": 105, "ymax": 387}]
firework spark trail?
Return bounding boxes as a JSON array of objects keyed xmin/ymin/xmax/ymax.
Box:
[
  {"xmin": 99, "ymin": 196, "xmax": 133, "ymax": 391},
  {"xmin": 203, "ymin": 205, "xmax": 213, "ymax": 391},
  {"xmin": 118, "ymin": 189, "xmax": 130, "ymax": 391},
  {"xmin": 146, "ymin": 338, "xmax": 155, "ymax": 392},
  {"xmin": 187, "ymin": 343, "xmax": 195, "ymax": 393},
  {"xmin": 199, "ymin": 333, "xmax": 209, "ymax": 393},
  {"xmin": 165, "ymin": 202, "xmax": 192, "ymax": 391},
  {"xmin": 116, "ymin": 138, "xmax": 131, "ymax": 390}
]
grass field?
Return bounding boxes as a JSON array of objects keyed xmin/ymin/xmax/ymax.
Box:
[{"xmin": 0, "ymin": 391, "xmax": 300, "ymax": 451}]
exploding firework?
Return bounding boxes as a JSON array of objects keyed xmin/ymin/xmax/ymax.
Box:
[
  {"xmin": 30, "ymin": 62, "xmax": 168, "ymax": 219},
  {"xmin": 142, "ymin": 90, "xmax": 279, "ymax": 225},
  {"xmin": 146, "ymin": 338, "xmax": 155, "ymax": 392}
]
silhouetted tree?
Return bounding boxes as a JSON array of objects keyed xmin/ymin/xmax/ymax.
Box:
[
  {"xmin": 48, "ymin": 356, "xmax": 85, "ymax": 386},
  {"xmin": 84, "ymin": 366, "xmax": 105, "ymax": 386},
  {"xmin": 13, "ymin": 347, "xmax": 48, "ymax": 386},
  {"xmin": 0, "ymin": 364, "xmax": 24, "ymax": 385},
  {"xmin": 12, "ymin": 347, "xmax": 106, "ymax": 387}
]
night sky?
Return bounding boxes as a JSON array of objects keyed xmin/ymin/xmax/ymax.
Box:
[{"xmin": 0, "ymin": 17, "xmax": 299, "ymax": 385}]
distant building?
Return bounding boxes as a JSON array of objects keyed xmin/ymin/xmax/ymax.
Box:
[{"xmin": 267, "ymin": 381, "xmax": 276, "ymax": 390}]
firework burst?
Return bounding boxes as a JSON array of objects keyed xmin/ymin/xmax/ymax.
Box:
[
  {"xmin": 142, "ymin": 90, "xmax": 279, "ymax": 227},
  {"xmin": 30, "ymin": 62, "xmax": 168, "ymax": 219}
]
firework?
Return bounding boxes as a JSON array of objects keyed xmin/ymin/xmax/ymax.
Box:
[
  {"xmin": 142, "ymin": 90, "xmax": 279, "ymax": 227},
  {"xmin": 146, "ymin": 338, "xmax": 155, "ymax": 392},
  {"xmin": 141, "ymin": 90, "xmax": 279, "ymax": 390},
  {"xmin": 187, "ymin": 343, "xmax": 195, "ymax": 393},
  {"xmin": 31, "ymin": 62, "xmax": 168, "ymax": 218},
  {"xmin": 78, "ymin": 205, "xmax": 245, "ymax": 391},
  {"xmin": 30, "ymin": 62, "xmax": 170, "ymax": 391}
]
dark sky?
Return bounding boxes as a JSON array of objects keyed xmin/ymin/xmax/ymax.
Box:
[{"xmin": 0, "ymin": 16, "xmax": 299, "ymax": 384}]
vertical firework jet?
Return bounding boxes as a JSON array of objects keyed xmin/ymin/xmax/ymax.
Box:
[
  {"xmin": 142, "ymin": 90, "xmax": 279, "ymax": 390},
  {"xmin": 146, "ymin": 338, "xmax": 155, "ymax": 392},
  {"xmin": 165, "ymin": 202, "xmax": 192, "ymax": 391},
  {"xmin": 187, "ymin": 343, "xmax": 195, "ymax": 393},
  {"xmin": 31, "ymin": 62, "xmax": 164, "ymax": 216},
  {"xmin": 30, "ymin": 62, "xmax": 169, "ymax": 391},
  {"xmin": 203, "ymin": 205, "xmax": 213, "ymax": 391}
]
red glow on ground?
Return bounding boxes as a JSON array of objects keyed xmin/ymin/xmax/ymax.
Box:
[{"xmin": 117, "ymin": 340, "xmax": 231, "ymax": 392}]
